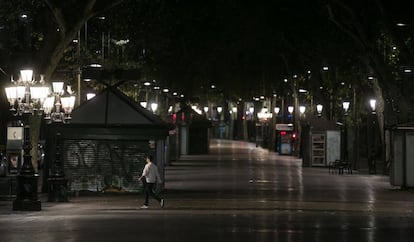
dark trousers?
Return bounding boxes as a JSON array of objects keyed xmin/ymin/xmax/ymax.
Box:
[{"xmin": 144, "ymin": 183, "xmax": 161, "ymax": 206}]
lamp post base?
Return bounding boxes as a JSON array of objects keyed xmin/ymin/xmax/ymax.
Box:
[{"xmin": 13, "ymin": 174, "xmax": 42, "ymax": 211}]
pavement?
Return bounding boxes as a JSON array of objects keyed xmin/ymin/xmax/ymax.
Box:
[{"xmin": 1, "ymin": 139, "xmax": 414, "ymax": 242}]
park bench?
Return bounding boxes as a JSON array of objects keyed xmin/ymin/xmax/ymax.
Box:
[{"xmin": 328, "ymin": 160, "xmax": 352, "ymax": 174}]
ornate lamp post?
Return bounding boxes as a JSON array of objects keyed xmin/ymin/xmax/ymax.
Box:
[
  {"xmin": 43, "ymin": 81, "xmax": 76, "ymax": 123},
  {"xmin": 45, "ymin": 81, "xmax": 75, "ymax": 202},
  {"xmin": 369, "ymin": 99, "xmax": 377, "ymax": 174},
  {"xmin": 342, "ymin": 101, "xmax": 350, "ymax": 162},
  {"xmin": 5, "ymin": 69, "xmax": 47, "ymax": 211},
  {"xmin": 4, "ymin": 69, "xmax": 76, "ymax": 209}
]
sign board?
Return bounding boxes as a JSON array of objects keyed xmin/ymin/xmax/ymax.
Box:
[
  {"xmin": 7, "ymin": 151, "xmax": 22, "ymax": 174},
  {"xmin": 7, "ymin": 127, "xmax": 24, "ymax": 150},
  {"xmin": 275, "ymin": 123, "xmax": 294, "ymax": 131},
  {"xmin": 7, "ymin": 127, "xmax": 23, "ymax": 140}
]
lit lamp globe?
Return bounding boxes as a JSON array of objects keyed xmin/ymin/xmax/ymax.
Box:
[
  {"xmin": 370, "ymin": 99, "xmax": 376, "ymax": 114},
  {"xmin": 29, "ymin": 85, "xmax": 49, "ymax": 113},
  {"xmin": 140, "ymin": 101, "xmax": 147, "ymax": 108},
  {"xmin": 299, "ymin": 106, "xmax": 306, "ymax": 115},
  {"xmin": 20, "ymin": 69, "xmax": 33, "ymax": 83},
  {"xmin": 60, "ymin": 96, "xmax": 76, "ymax": 120},
  {"xmin": 52, "ymin": 81, "xmax": 64, "ymax": 94},
  {"xmin": 43, "ymin": 96, "xmax": 55, "ymax": 119},
  {"xmin": 5, "ymin": 86, "xmax": 24, "ymax": 111},
  {"xmin": 86, "ymin": 93, "xmax": 96, "ymax": 100},
  {"xmin": 342, "ymin": 101, "xmax": 350, "ymax": 115},
  {"xmin": 316, "ymin": 104, "xmax": 323, "ymax": 117},
  {"xmin": 288, "ymin": 106, "xmax": 294, "ymax": 114},
  {"xmin": 249, "ymin": 106, "xmax": 254, "ymax": 114},
  {"xmin": 151, "ymin": 102, "xmax": 158, "ymax": 113}
]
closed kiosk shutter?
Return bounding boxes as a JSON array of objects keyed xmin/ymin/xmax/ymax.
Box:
[{"xmin": 63, "ymin": 139, "xmax": 149, "ymax": 193}]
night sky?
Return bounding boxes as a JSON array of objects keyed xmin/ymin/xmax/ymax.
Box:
[{"xmin": 102, "ymin": 1, "xmax": 342, "ymax": 98}]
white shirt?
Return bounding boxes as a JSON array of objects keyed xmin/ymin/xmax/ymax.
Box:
[{"xmin": 141, "ymin": 162, "xmax": 162, "ymax": 183}]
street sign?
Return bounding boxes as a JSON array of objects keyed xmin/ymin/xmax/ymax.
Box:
[{"xmin": 275, "ymin": 123, "xmax": 294, "ymax": 131}]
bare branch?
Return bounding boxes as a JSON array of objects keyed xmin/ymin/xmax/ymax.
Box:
[
  {"xmin": 325, "ymin": 3, "xmax": 366, "ymax": 50},
  {"xmin": 82, "ymin": 0, "xmax": 97, "ymax": 19},
  {"xmin": 86, "ymin": 0, "xmax": 125, "ymax": 20},
  {"xmin": 44, "ymin": 0, "xmax": 66, "ymax": 36},
  {"xmin": 374, "ymin": 0, "xmax": 413, "ymax": 64}
]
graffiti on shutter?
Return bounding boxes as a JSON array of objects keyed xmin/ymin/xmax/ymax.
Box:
[{"xmin": 63, "ymin": 139, "xmax": 149, "ymax": 193}]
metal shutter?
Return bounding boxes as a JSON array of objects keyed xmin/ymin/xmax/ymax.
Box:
[{"xmin": 63, "ymin": 139, "xmax": 149, "ymax": 193}]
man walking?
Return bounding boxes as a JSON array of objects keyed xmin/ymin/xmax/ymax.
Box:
[{"xmin": 139, "ymin": 155, "xmax": 164, "ymax": 209}]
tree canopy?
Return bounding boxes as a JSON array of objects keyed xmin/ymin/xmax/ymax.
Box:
[{"xmin": 1, "ymin": 0, "xmax": 414, "ymax": 124}]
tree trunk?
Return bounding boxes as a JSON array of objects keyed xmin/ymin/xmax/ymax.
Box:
[{"xmin": 42, "ymin": 29, "xmax": 80, "ymax": 80}]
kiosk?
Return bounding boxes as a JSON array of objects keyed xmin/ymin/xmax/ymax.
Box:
[{"xmin": 276, "ymin": 124, "xmax": 295, "ymax": 155}]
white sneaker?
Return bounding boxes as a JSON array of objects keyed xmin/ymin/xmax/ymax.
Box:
[
  {"xmin": 140, "ymin": 205, "xmax": 148, "ymax": 209},
  {"xmin": 160, "ymin": 199, "xmax": 164, "ymax": 208}
]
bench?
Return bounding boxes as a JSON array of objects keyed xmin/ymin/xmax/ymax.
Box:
[{"xmin": 329, "ymin": 160, "xmax": 352, "ymax": 174}]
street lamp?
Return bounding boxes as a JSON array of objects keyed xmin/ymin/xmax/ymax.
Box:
[
  {"xmin": 86, "ymin": 93, "xmax": 96, "ymax": 100},
  {"xmin": 249, "ymin": 106, "xmax": 254, "ymax": 114},
  {"xmin": 151, "ymin": 102, "xmax": 158, "ymax": 113},
  {"xmin": 203, "ymin": 106, "xmax": 209, "ymax": 118},
  {"xmin": 5, "ymin": 70, "xmax": 77, "ymax": 209},
  {"xmin": 217, "ymin": 106, "xmax": 223, "ymax": 114},
  {"xmin": 342, "ymin": 101, "xmax": 350, "ymax": 116},
  {"xmin": 287, "ymin": 105, "xmax": 294, "ymax": 120},
  {"xmin": 43, "ymin": 81, "xmax": 74, "ymax": 203},
  {"xmin": 316, "ymin": 104, "xmax": 323, "ymax": 117},
  {"xmin": 288, "ymin": 106, "xmax": 294, "ymax": 114},
  {"xmin": 341, "ymin": 101, "xmax": 351, "ymax": 163},
  {"xmin": 248, "ymin": 106, "xmax": 254, "ymax": 120},
  {"xmin": 5, "ymin": 70, "xmax": 49, "ymax": 115},
  {"xmin": 299, "ymin": 105, "xmax": 306, "ymax": 116},
  {"xmin": 232, "ymin": 106, "xmax": 238, "ymax": 113},
  {"xmin": 369, "ymin": 99, "xmax": 377, "ymax": 174},
  {"xmin": 274, "ymin": 107, "xmax": 280, "ymax": 115},
  {"xmin": 43, "ymin": 81, "xmax": 76, "ymax": 123},
  {"xmin": 370, "ymin": 99, "xmax": 377, "ymax": 114},
  {"xmin": 4, "ymin": 69, "xmax": 47, "ymax": 211},
  {"xmin": 217, "ymin": 106, "xmax": 223, "ymax": 121},
  {"xmin": 140, "ymin": 101, "xmax": 147, "ymax": 108}
]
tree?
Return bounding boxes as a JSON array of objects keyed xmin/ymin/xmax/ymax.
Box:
[
  {"xmin": 0, "ymin": 0, "xmax": 125, "ymax": 170},
  {"xmin": 0, "ymin": 0, "xmax": 124, "ymax": 79},
  {"xmin": 322, "ymin": 0, "xmax": 414, "ymax": 173}
]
